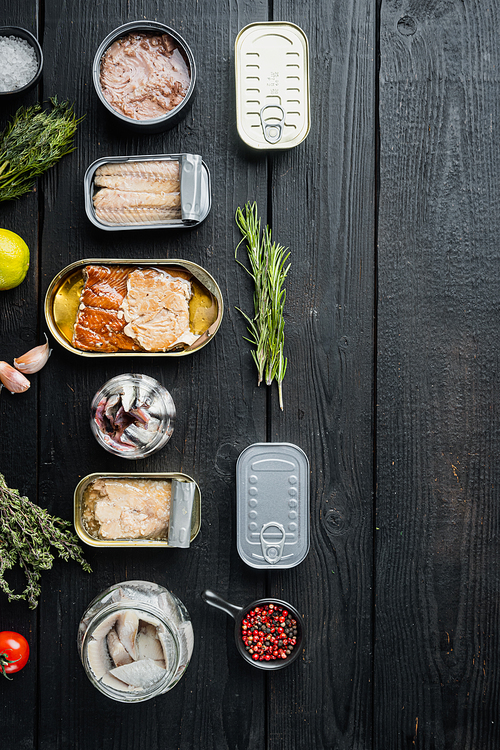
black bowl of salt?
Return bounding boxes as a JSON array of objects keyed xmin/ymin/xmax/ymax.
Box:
[{"xmin": 0, "ymin": 27, "xmax": 43, "ymax": 97}]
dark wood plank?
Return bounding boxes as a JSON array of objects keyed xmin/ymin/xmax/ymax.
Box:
[
  {"xmin": 36, "ymin": 1, "xmax": 272, "ymax": 749},
  {"xmin": 377, "ymin": 2, "xmax": 500, "ymax": 747},
  {"xmin": 0, "ymin": 2, "xmax": 42, "ymax": 748},
  {"xmin": 268, "ymin": 1, "xmax": 376, "ymax": 748}
]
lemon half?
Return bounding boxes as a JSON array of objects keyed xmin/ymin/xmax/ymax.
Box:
[{"xmin": 0, "ymin": 229, "xmax": 30, "ymax": 290}]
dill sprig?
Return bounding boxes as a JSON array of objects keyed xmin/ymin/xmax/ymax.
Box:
[
  {"xmin": 0, "ymin": 473, "xmax": 91, "ymax": 609},
  {"xmin": 235, "ymin": 202, "xmax": 290, "ymax": 410},
  {"xmin": 0, "ymin": 97, "xmax": 83, "ymax": 202}
]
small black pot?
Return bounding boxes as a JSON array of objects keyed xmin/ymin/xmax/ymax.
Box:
[
  {"xmin": 202, "ymin": 590, "xmax": 304, "ymax": 670},
  {"xmin": 0, "ymin": 27, "xmax": 43, "ymax": 97}
]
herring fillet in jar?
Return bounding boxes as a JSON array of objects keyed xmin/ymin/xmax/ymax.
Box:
[{"xmin": 78, "ymin": 581, "xmax": 193, "ymax": 702}]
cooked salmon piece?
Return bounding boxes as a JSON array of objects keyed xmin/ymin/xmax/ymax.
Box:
[
  {"xmin": 84, "ymin": 265, "xmax": 130, "ymax": 296},
  {"xmin": 95, "ymin": 160, "xmax": 180, "ymax": 180},
  {"xmin": 95, "ymin": 206, "xmax": 182, "ymax": 225},
  {"xmin": 120, "ymin": 268, "xmax": 198, "ymax": 351},
  {"xmin": 72, "ymin": 265, "xmax": 140, "ymax": 352},
  {"xmin": 73, "ymin": 312, "xmax": 139, "ymax": 352},
  {"xmin": 81, "ymin": 281, "xmax": 126, "ymax": 310}
]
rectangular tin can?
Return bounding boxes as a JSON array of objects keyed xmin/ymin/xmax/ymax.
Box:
[
  {"xmin": 74, "ymin": 472, "xmax": 201, "ymax": 548},
  {"xmin": 84, "ymin": 153, "xmax": 211, "ymax": 230},
  {"xmin": 44, "ymin": 258, "xmax": 223, "ymax": 358},
  {"xmin": 236, "ymin": 443, "xmax": 310, "ymax": 569},
  {"xmin": 235, "ymin": 22, "xmax": 310, "ymax": 150}
]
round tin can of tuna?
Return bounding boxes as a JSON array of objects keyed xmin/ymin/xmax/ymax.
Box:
[
  {"xmin": 234, "ymin": 22, "xmax": 310, "ymax": 150},
  {"xmin": 93, "ymin": 20, "xmax": 196, "ymax": 133},
  {"xmin": 236, "ymin": 442, "xmax": 310, "ymax": 568}
]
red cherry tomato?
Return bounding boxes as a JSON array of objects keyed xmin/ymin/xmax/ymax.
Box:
[{"xmin": 0, "ymin": 631, "xmax": 29, "ymax": 678}]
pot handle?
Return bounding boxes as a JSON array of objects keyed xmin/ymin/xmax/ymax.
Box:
[{"xmin": 202, "ymin": 590, "xmax": 243, "ymax": 620}]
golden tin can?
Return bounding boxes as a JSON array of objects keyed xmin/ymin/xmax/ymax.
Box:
[
  {"xmin": 74, "ymin": 472, "xmax": 201, "ymax": 548},
  {"xmin": 44, "ymin": 258, "xmax": 223, "ymax": 357},
  {"xmin": 235, "ymin": 22, "xmax": 310, "ymax": 150}
]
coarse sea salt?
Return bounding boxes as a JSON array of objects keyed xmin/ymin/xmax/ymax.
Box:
[{"xmin": 0, "ymin": 35, "xmax": 38, "ymax": 92}]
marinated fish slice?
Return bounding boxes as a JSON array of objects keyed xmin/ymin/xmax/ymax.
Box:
[
  {"xmin": 115, "ymin": 610, "xmax": 139, "ymax": 659},
  {"xmin": 119, "ymin": 382, "xmax": 136, "ymax": 412},
  {"xmin": 100, "ymin": 672, "xmax": 132, "ymax": 691},
  {"xmin": 94, "ymin": 175, "xmax": 180, "ymax": 193},
  {"xmin": 95, "ymin": 207, "xmax": 182, "ymax": 225},
  {"xmin": 87, "ymin": 638, "xmax": 113, "ymax": 679},
  {"xmin": 93, "ymin": 189, "xmax": 181, "ymax": 209},
  {"xmin": 107, "ymin": 627, "xmax": 134, "ymax": 667},
  {"xmin": 109, "ymin": 657, "xmax": 166, "ymax": 688},
  {"xmin": 136, "ymin": 629, "xmax": 164, "ymax": 662},
  {"xmin": 123, "ymin": 423, "xmax": 155, "ymax": 446},
  {"xmin": 91, "ymin": 612, "xmax": 118, "ymax": 640},
  {"xmin": 95, "ymin": 160, "xmax": 180, "ymax": 180}
]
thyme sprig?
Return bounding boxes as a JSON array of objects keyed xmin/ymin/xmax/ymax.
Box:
[
  {"xmin": 235, "ymin": 202, "xmax": 290, "ymax": 410},
  {"xmin": 0, "ymin": 473, "xmax": 91, "ymax": 609},
  {"xmin": 0, "ymin": 97, "xmax": 83, "ymax": 202}
]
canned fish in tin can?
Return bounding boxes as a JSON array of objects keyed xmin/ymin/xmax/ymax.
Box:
[
  {"xmin": 235, "ymin": 22, "xmax": 310, "ymax": 150},
  {"xmin": 236, "ymin": 443, "xmax": 310, "ymax": 569}
]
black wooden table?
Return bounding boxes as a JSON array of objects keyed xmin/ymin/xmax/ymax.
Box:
[{"xmin": 1, "ymin": 1, "xmax": 500, "ymax": 748}]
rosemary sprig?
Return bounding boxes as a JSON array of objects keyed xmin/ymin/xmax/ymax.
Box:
[
  {"xmin": 235, "ymin": 202, "xmax": 290, "ymax": 410},
  {"xmin": 0, "ymin": 97, "xmax": 83, "ymax": 202},
  {"xmin": 0, "ymin": 473, "xmax": 91, "ymax": 609}
]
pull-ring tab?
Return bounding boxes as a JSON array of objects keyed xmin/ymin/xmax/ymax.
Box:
[
  {"xmin": 260, "ymin": 105, "xmax": 285, "ymax": 144},
  {"xmin": 260, "ymin": 521, "xmax": 286, "ymax": 564}
]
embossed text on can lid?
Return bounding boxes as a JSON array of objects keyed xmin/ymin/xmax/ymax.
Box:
[
  {"xmin": 236, "ymin": 442, "xmax": 310, "ymax": 568},
  {"xmin": 235, "ymin": 22, "xmax": 310, "ymax": 150}
]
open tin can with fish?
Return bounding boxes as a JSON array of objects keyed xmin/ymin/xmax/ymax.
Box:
[
  {"xmin": 93, "ymin": 20, "xmax": 196, "ymax": 133},
  {"xmin": 44, "ymin": 258, "xmax": 223, "ymax": 357},
  {"xmin": 235, "ymin": 22, "xmax": 310, "ymax": 150},
  {"xmin": 78, "ymin": 581, "xmax": 194, "ymax": 702},
  {"xmin": 236, "ymin": 443, "xmax": 310, "ymax": 569},
  {"xmin": 84, "ymin": 153, "xmax": 211, "ymax": 230},
  {"xmin": 74, "ymin": 471, "xmax": 200, "ymax": 547}
]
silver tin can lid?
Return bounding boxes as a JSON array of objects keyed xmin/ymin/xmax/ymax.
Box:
[
  {"xmin": 236, "ymin": 442, "xmax": 310, "ymax": 569},
  {"xmin": 235, "ymin": 22, "xmax": 310, "ymax": 150}
]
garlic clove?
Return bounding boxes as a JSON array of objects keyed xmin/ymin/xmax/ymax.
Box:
[
  {"xmin": 14, "ymin": 334, "xmax": 52, "ymax": 374},
  {"xmin": 0, "ymin": 361, "xmax": 30, "ymax": 393}
]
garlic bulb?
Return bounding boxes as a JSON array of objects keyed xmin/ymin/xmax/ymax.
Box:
[
  {"xmin": 14, "ymin": 334, "xmax": 52, "ymax": 374},
  {"xmin": 0, "ymin": 362, "xmax": 30, "ymax": 393}
]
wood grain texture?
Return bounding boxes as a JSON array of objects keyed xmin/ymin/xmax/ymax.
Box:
[
  {"xmin": 0, "ymin": 2, "xmax": 41, "ymax": 749},
  {"xmin": 36, "ymin": 1, "xmax": 268, "ymax": 749},
  {"xmin": 268, "ymin": 1, "xmax": 376, "ymax": 748},
  {"xmin": 377, "ymin": 1, "xmax": 500, "ymax": 748}
]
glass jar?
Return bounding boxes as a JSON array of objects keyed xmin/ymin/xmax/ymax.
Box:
[
  {"xmin": 77, "ymin": 581, "xmax": 193, "ymax": 703},
  {"xmin": 90, "ymin": 373, "xmax": 175, "ymax": 459}
]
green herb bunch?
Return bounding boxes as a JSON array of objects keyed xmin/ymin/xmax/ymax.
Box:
[
  {"xmin": 0, "ymin": 473, "xmax": 91, "ymax": 609},
  {"xmin": 235, "ymin": 202, "xmax": 290, "ymax": 410},
  {"xmin": 0, "ymin": 97, "xmax": 83, "ymax": 202}
]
